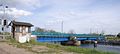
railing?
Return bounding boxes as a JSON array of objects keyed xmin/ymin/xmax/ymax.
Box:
[
  {"xmin": 0, "ymin": 35, "xmax": 11, "ymax": 41},
  {"xmin": 32, "ymin": 32, "xmax": 104, "ymax": 37}
]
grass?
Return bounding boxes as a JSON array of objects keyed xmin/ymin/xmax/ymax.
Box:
[
  {"xmin": 7, "ymin": 39, "xmax": 116, "ymax": 54},
  {"xmin": 64, "ymin": 46, "xmax": 115, "ymax": 54},
  {"xmin": 106, "ymin": 37, "xmax": 120, "ymax": 41}
]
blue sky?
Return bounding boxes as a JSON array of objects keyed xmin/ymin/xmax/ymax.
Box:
[{"xmin": 0, "ymin": 0, "xmax": 120, "ymax": 34}]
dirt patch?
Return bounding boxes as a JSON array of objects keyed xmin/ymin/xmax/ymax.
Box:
[
  {"xmin": 0, "ymin": 42, "xmax": 33, "ymax": 54},
  {"xmin": 32, "ymin": 45, "xmax": 50, "ymax": 53}
]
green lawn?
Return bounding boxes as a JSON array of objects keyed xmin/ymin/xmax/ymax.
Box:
[{"xmin": 106, "ymin": 37, "xmax": 120, "ymax": 41}]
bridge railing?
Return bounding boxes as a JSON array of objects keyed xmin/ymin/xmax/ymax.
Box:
[
  {"xmin": 32, "ymin": 32, "xmax": 104, "ymax": 37},
  {"xmin": 32, "ymin": 32, "xmax": 105, "ymax": 42}
]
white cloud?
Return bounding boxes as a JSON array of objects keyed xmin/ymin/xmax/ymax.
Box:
[
  {"xmin": 1, "ymin": 0, "xmax": 120, "ymax": 34},
  {"xmin": 8, "ymin": 8, "xmax": 32, "ymax": 17},
  {"xmin": 0, "ymin": 8, "xmax": 32, "ymax": 19},
  {"xmin": 0, "ymin": 0, "xmax": 41, "ymax": 10},
  {"xmin": 35, "ymin": 0, "xmax": 120, "ymax": 34}
]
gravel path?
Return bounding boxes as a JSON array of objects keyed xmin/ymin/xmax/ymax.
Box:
[{"xmin": 0, "ymin": 42, "xmax": 33, "ymax": 54}]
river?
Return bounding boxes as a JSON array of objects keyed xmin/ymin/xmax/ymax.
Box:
[{"xmin": 80, "ymin": 44, "xmax": 120, "ymax": 54}]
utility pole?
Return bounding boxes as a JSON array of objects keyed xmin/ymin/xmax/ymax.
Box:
[
  {"xmin": 60, "ymin": 20, "xmax": 64, "ymax": 37},
  {"xmin": 61, "ymin": 20, "xmax": 63, "ymax": 33},
  {"xmin": 90, "ymin": 28, "xmax": 92, "ymax": 34}
]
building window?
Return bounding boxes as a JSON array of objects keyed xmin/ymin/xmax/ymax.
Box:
[
  {"xmin": 0, "ymin": 19, "xmax": 2, "ymax": 25},
  {"xmin": 2, "ymin": 27, "xmax": 4, "ymax": 31},
  {"xmin": 28, "ymin": 27, "xmax": 31, "ymax": 33},
  {"xmin": 4, "ymin": 20, "xmax": 7, "ymax": 26},
  {"xmin": 15, "ymin": 26, "xmax": 20, "ymax": 32}
]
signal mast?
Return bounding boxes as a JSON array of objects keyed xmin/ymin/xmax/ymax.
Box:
[{"xmin": 0, "ymin": 4, "xmax": 11, "ymax": 32}]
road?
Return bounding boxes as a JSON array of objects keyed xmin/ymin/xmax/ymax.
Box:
[{"xmin": 0, "ymin": 42, "xmax": 33, "ymax": 54}]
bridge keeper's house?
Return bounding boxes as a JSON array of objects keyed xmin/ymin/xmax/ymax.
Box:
[{"xmin": 9, "ymin": 21, "xmax": 33, "ymax": 43}]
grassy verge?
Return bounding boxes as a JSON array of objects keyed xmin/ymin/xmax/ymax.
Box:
[
  {"xmin": 106, "ymin": 37, "xmax": 120, "ymax": 41},
  {"xmin": 7, "ymin": 39, "xmax": 115, "ymax": 54}
]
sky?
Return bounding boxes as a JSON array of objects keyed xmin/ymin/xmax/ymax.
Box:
[{"xmin": 0, "ymin": 0, "xmax": 120, "ymax": 34}]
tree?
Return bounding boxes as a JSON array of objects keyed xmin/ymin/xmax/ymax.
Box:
[
  {"xmin": 47, "ymin": 30, "xmax": 56, "ymax": 33},
  {"xmin": 34, "ymin": 27, "xmax": 45, "ymax": 32},
  {"xmin": 34, "ymin": 27, "xmax": 58, "ymax": 33},
  {"xmin": 117, "ymin": 33, "xmax": 120, "ymax": 38},
  {"xmin": 68, "ymin": 29, "xmax": 75, "ymax": 34},
  {"xmin": 100, "ymin": 30, "xmax": 105, "ymax": 35}
]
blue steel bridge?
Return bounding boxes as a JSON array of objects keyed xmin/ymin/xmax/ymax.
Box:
[{"xmin": 32, "ymin": 31, "xmax": 105, "ymax": 42}]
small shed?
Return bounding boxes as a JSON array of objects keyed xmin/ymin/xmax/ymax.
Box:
[{"xmin": 10, "ymin": 21, "xmax": 33, "ymax": 43}]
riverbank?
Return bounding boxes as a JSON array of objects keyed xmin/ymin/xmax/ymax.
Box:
[
  {"xmin": 80, "ymin": 44, "xmax": 120, "ymax": 54},
  {"xmin": 4, "ymin": 39, "xmax": 115, "ymax": 54},
  {"xmin": 101, "ymin": 37, "xmax": 120, "ymax": 46}
]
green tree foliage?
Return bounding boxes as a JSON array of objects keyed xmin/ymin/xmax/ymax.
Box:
[
  {"xmin": 47, "ymin": 30, "xmax": 56, "ymax": 33},
  {"xmin": 34, "ymin": 27, "xmax": 58, "ymax": 33},
  {"xmin": 68, "ymin": 29, "xmax": 75, "ymax": 34},
  {"xmin": 34, "ymin": 27, "xmax": 45, "ymax": 32}
]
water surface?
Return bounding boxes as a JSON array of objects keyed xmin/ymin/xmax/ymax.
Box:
[{"xmin": 80, "ymin": 44, "xmax": 120, "ymax": 54}]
